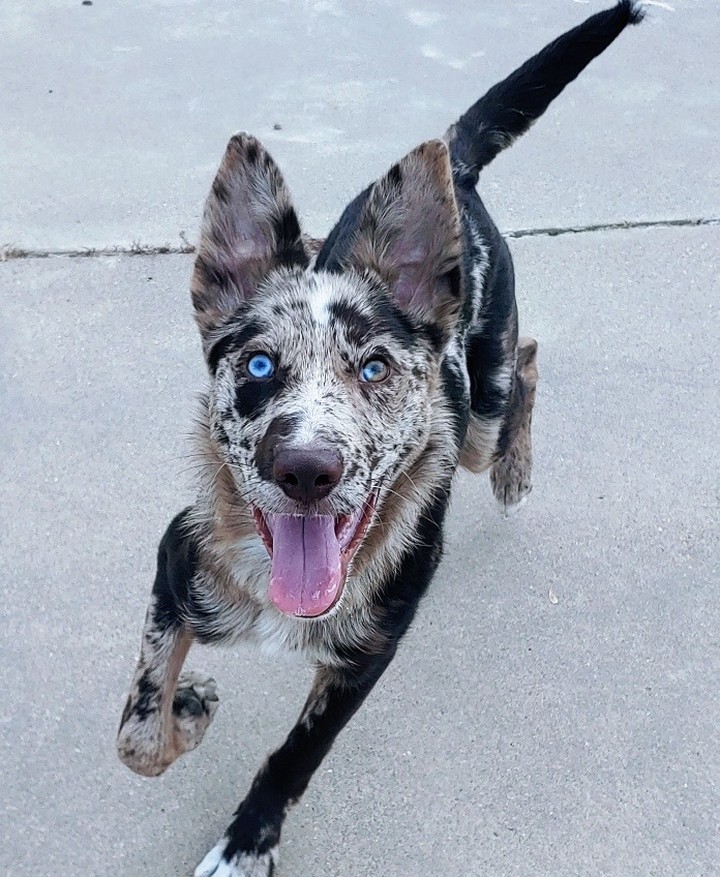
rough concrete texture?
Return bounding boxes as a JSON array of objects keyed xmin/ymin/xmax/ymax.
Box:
[
  {"xmin": 1, "ymin": 1, "xmax": 719, "ymax": 876},
  {"xmin": 1, "ymin": 0, "xmax": 718, "ymax": 250}
]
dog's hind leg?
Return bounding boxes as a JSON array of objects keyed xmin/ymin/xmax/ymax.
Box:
[
  {"xmin": 195, "ymin": 653, "xmax": 395, "ymax": 877},
  {"xmin": 117, "ymin": 511, "xmax": 219, "ymax": 777},
  {"xmin": 490, "ymin": 337, "xmax": 539, "ymax": 515}
]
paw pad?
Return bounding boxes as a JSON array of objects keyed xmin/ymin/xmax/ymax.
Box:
[{"xmin": 173, "ymin": 673, "xmax": 219, "ymax": 719}]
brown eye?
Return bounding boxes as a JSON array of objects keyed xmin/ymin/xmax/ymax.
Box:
[{"xmin": 359, "ymin": 358, "xmax": 390, "ymax": 383}]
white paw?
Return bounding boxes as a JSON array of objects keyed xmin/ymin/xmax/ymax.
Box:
[
  {"xmin": 194, "ymin": 839, "xmax": 278, "ymax": 877},
  {"xmin": 499, "ymin": 492, "xmax": 528, "ymax": 518}
]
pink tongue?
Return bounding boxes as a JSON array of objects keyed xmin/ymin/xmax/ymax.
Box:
[{"xmin": 267, "ymin": 515, "xmax": 342, "ymax": 617}]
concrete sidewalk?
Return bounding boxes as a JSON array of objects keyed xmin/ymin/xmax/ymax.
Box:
[
  {"xmin": 1, "ymin": 2, "xmax": 718, "ymax": 876},
  {"xmin": 1, "ymin": 0, "xmax": 717, "ymax": 249}
]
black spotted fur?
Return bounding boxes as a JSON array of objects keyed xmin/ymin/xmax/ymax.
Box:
[{"xmin": 117, "ymin": 5, "xmax": 643, "ymax": 875}]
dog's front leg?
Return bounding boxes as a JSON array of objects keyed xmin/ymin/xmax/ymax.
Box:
[
  {"xmin": 195, "ymin": 651, "xmax": 396, "ymax": 877},
  {"xmin": 117, "ymin": 513, "xmax": 219, "ymax": 777}
]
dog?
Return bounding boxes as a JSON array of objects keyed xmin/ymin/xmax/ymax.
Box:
[{"xmin": 117, "ymin": 3, "xmax": 643, "ymax": 874}]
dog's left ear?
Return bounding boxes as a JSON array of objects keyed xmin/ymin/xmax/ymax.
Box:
[
  {"xmin": 346, "ymin": 139, "xmax": 463, "ymax": 341},
  {"xmin": 191, "ymin": 133, "xmax": 308, "ymax": 339}
]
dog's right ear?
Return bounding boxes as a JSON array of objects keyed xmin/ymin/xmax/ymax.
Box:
[{"xmin": 191, "ymin": 134, "xmax": 308, "ymax": 339}]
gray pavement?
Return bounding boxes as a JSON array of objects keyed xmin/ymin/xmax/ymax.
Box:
[
  {"xmin": 1, "ymin": 2, "xmax": 718, "ymax": 876},
  {"xmin": 1, "ymin": 0, "xmax": 718, "ymax": 250}
]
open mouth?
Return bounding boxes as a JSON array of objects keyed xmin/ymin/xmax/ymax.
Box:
[{"xmin": 253, "ymin": 496, "xmax": 376, "ymax": 618}]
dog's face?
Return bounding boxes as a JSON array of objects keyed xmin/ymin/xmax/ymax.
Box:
[{"xmin": 192, "ymin": 135, "xmax": 464, "ymax": 618}]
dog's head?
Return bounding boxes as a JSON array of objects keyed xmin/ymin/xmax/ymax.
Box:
[{"xmin": 192, "ymin": 134, "xmax": 465, "ymax": 619}]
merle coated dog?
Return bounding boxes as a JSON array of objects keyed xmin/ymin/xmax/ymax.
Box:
[{"xmin": 117, "ymin": 4, "xmax": 643, "ymax": 874}]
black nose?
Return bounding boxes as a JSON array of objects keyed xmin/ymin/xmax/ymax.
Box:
[{"xmin": 273, "ymin": 446, "xmax": 344, "ymax": 504}]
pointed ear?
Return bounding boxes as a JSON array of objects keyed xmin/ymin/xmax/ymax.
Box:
[
  {"xmin": 191, "ymin": 134, "xmax": 308, "ymax": 338},
  {"xmin": 346, "ymin": 139, "xmax": 463, "ymax": 340}
]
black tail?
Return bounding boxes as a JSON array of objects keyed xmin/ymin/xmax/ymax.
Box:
[{"xmin": 447, "ymin": 0, "xmax": 644, "ymax": 183}]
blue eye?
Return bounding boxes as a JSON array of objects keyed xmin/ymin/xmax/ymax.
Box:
[
  {"xmin": 247, "ymin": 353, "xmax": 275, "ymax": 379},
  {"xmin": 360, "ymin": 358, "xmax": 390, "ymax": 383}
]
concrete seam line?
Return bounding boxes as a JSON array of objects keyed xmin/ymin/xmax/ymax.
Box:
[
  {"xmin": 504, "ymin": 217, "xmax": 720, "ymax": 239},
  {"xmin": 1, "ymin": 217, "xmax": 719, "ymax": 261}
]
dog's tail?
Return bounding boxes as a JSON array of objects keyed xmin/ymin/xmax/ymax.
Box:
[{"xmin": 446, "ymin": 0, "xmax": 644, "ymax": 185}]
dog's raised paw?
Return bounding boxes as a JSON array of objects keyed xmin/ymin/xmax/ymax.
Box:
[
  {"xmin": 490, "ymin": 449, "xmax": 533, "ymax": 517},
  {"xmin": 173, "ymin": 671, "xmax": 219, "ymax": 752},
  {"xmin": 194, "ymin": 839, "xmax": 277, "ymax": 877},
  {"xmin": 117, "ymin": 671, "xmax": 219, "ymax": 776}
]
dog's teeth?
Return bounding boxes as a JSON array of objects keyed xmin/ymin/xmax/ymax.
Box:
[{"xmin": 335, "ymin": 515, "xmax": 353, "ymax": 542}]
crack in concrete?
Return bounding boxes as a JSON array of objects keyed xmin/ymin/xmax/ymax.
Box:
[
  {"xmin": 0, "ymin": 242, "xmax": 196, "ymax": 261},
  {"xmin": 2, "ymin": 217, "xmax": 718, "ymax": 261},
  {"xmin": 504, "ymin": 216, "xmax": 720, "ymax": 239}
]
